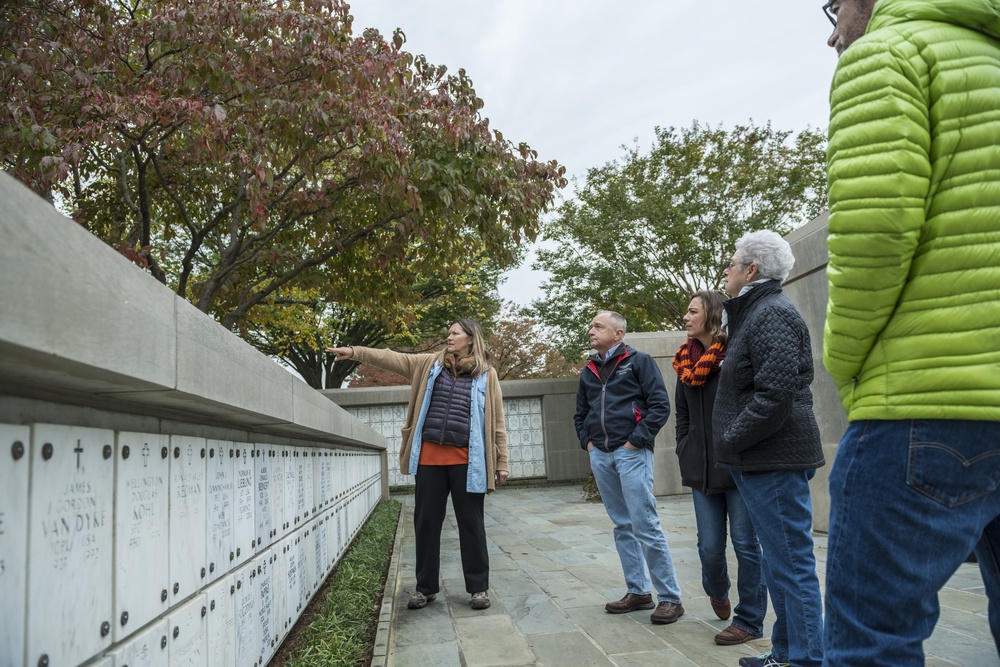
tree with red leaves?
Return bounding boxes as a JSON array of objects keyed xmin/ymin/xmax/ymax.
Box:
[{"xmin": 1, "ymin": 0, "xmax": 565, "ymax": 333}]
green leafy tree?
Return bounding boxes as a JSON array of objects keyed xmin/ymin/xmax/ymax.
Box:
[
  {"xmin": 345, "ymin": 302, "xmax": 581, "ymax": 387},
  {"xmin": 1, "ymin": 0, "xmax": 565, "ymax": 331},
  {"xmin": 531, "ymin": 121, "xmax": 827, "ymax": 354},
  {"xmin": 243, "ymin": 250, "xmax": 503, "ymax": 388},
  {"xmin": 487, "ymin": 304, "xmax": 582, "ymax": 380}
]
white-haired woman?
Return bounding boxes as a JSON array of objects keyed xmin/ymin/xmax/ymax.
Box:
[
  {"xmin": 327, "ymin": 318, "xmax": 509, "ymax": 611},
  {"xmin": 713, "ymin": 230, "xmax": 826, "ymax": 667}
]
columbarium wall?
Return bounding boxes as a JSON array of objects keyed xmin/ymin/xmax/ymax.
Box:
[{"xmin": 0, "ymin": 170, "xmax": 388, "ymax": 667}]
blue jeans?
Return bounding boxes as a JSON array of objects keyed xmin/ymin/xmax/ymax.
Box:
[
  {"xmin": 825, "ymin": 419, "xmax": 1000, "ymax": 666},
  {"xmin": 589, "ymin": 446, "xmax": 682, "ymax": 603},
  {"xmin": 734, "ymin": 468, "xmax": 824, "ymax": 667},
  {"xmin": 691, "ymin": 487, "xmax": 768, "ymax": 636}
]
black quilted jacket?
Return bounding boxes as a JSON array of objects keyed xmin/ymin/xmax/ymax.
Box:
[{"xmin": 712, "ymin": 280, "xmax": 825, "ymax": 472}]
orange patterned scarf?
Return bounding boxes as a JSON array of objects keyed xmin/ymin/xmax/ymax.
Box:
[{"xmin": 673, "ymin": 339, "xmax": 726, "ymax": 387}]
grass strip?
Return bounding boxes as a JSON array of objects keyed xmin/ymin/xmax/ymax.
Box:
[{"xmin": 274, "ymin": 498, "xmax": 401, "ymax": 667}]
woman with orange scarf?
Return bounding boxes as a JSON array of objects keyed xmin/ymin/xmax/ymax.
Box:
[{"xmin": 673, "ymin": 290, "xmax": 767, "ymax": 645}]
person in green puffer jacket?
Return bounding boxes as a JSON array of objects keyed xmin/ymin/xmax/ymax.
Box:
[{"xmin": 823, "ymin": 0, "xmax": 1000, "ymax": 664}]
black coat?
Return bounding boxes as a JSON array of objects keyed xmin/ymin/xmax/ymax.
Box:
[
  {"xmin": 712, "ymin": 280, "xmax": 825, "ymax": 472},
  {"xmin": 675, "ymin": 371, "xmax": 736, "ymax": 493},
  {"xmin": 575, "ymin": 345, "xmax": 671, "ymax": 451}
]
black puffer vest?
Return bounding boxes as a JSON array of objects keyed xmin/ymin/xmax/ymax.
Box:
[{"xmin": 423, "ymin": 370, "xmax": 473, "ymax": 447}]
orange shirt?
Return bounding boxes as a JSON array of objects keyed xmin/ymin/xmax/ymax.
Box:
[{"xmin": 419, "ymin": 440, "xmax": 469, "ymax": 466}]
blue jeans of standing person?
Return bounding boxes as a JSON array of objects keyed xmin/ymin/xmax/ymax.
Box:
[
  {"xmin": 589, "ymin": 446, "xmax": 683, "ymax": 603},
  {"xmin": 691, "ymin": 487, "xmax": 767, "ymax": 636},
  {"xmin": 825, "ymin": 420, "xmax": 1000, "ymax": 666},
  {"xmin": 733, "ymin": 468, "xmax": 824, "ymax": 667}
]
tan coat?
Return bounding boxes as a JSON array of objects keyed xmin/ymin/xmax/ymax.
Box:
[{"xmin": 351, "ymin": 346, "xmax": 509, "ymax": 492}]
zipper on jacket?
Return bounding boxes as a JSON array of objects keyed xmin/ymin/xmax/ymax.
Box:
[
  {"xmin": 439, "ymin": 372, "xmax": 458, "ymax": 443},
  {"xmin": 600, "ymin": 384, "xmax": 609, "ymax": 449},
  {"xmin": 591, "ymin": 349, "xmax": 629, "ymax": 451}
]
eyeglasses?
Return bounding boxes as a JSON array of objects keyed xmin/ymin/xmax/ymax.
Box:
[
  {"xmin": 822, "ymin": 0, "xmax": 837, "ymax": 27},
  {"xmin": 725, "ymin": 258, "xmax": 755, "ymax": 272}
]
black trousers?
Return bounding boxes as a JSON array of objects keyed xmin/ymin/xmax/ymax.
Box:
[{"xmin": 413, "ymin": 463, "xmax": 489, "ymax": 595}]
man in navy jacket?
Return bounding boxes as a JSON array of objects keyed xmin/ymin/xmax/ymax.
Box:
[{"xmin": 575, "ymin": 310, "xmax": 684, "ymax": 624}]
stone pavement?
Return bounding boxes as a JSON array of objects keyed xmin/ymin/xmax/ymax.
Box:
[{"xmin": 378, "ymin": 484, "xmax": 996, "ymax": 667}]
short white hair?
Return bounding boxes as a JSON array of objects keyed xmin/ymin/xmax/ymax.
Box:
[
  {"xmin": 735, "ymin": 230, "xmax": 795, "ymax": 282},
  {"xmin": 596, "ymin": 310, "xmax": 627, "ymax": 335}
]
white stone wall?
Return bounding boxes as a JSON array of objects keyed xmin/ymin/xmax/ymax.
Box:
[
  {"xmin": 503, "ymin": 397, "xmax": 546, "ymax": 479},
  {"xmin": 0, "ymin": 171, "xmax": 390, "ymax": 667},
  {"xmin": 346, "ymin": 405, "xmax": 408, "ymax": 486},
  {"xmin": 0, "ymin": 423, "xmax": 381, "ymax": 667}
]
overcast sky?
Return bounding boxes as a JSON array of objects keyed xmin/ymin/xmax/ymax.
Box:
[{"xmin": 348, "ymin": 0, "xmax": 841, "ymax": 307}]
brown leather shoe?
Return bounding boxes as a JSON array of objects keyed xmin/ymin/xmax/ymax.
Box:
[
  {"xmin": 650, "ymin": 601, "xmax": 685, "ymax": 624},
  {"xmin": 714, "ymin": 624, "xmax": 757, "ymax": 645},
  {"xmin": 711, "ymin": 597, "xmax": 732, "ymax": 620},
  {"xmin": 605, "ymin": 593, "xmax": 655, "ymax": 614}
]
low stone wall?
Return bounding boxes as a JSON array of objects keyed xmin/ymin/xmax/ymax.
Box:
[
  {"xmin": 325, "ymin": 377, "xmax": 587, "ymax": 486},
  {"xmin": 0, "ymin": 171, "xmax": 388, "ymax": 667}
]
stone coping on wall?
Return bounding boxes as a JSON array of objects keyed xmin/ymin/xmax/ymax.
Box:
[{"xmin": 0, "ymin": 170, "xmax": 383, "ymax": 452}]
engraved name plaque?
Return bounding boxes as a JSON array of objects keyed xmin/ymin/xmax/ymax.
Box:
[
  {"xmin": 27, "ymin": 423, "xmax": 114, "ymax": 667},
  {"xmin": 167, "ymin": 593, "xmax": 207, "ymax": 667},
  {"xmin": 302, "ymin": 449, "xmax": 315, "ymax": 517},
  {"xmin": 115, "ymin": 431, "xmax": 170, "ymax": 640},
  {"xmin": 234, "ymin": 563, "xmax": 257, "ymax": 667},
  {"xmin": 282, "ymin": 536, "xmax": 300, "ymax": 630},
  {"xmin": 270, "ymin": 446, "xmax": 286, "ymax": 541},
  {"xmin": 302, "ymin": 525, "xmax": 317, "ymax": 598},
  {"xmin": 255, "ymin": 447, "xmax": 272, "ymax": 555},
  {"xmin": 255, "ymin": 551, "xmax": 275, "ymax": 666},
  {"xmin": 107, "ymin": 619, "xmax": 168, "ymax": 667},
  {"xmin": 270, "ymin": 539, "xmax": 287, "ymax": 640},
  {"xmin": 233, "ymin": 445, "xmax": 255, "ymax": 568},
  {"xmin": 205, "ymin": 573, "xmax": 236, "ymax": 667},
  {"xmin": 206, "ymin": 438, "xmax": 234, "ymax": 586},
  {"xmin": 316, "ymin": 517, "xmax": 329, "ymax": 583},
  {"xmin": 284, "ymin": 449, "xmax": 298, "ymax": 531},
  {"xmin": 169, "ymin": 435, "xmax": 207, "ymax": 602}
]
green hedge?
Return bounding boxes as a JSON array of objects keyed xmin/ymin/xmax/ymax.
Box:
[{"xmin": 274, "ymin": 498, "xmax": 401, "ymax": 667}]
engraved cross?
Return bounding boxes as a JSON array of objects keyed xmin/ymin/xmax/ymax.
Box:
[
  {"xmin": 142, "ymin": 443, "xmax": 150, "ymax": 468},
  {"xmin": 74, "ymin": 440, "xmax": 84, "ymax": 469}
]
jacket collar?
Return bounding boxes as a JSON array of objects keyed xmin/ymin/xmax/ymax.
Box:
[
  {"xmin": 588, "ymin": 343, "xmax": 632, "ymax": 365},
  {"xmin": 723, "ymin": 279, "xmax": 783, "ymax": 336},
  {"xmin": 587, "ymin": 344, "xmax": 632, "ymax": 379}
]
